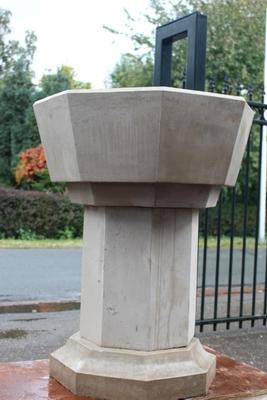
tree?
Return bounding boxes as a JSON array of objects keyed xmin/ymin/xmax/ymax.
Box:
[
  {"xmin": 14, "ymin": 66, "xmax": 92, "ymax": 190},
  {"xmin": 40, "ymin": 65, "xmax": 91, "ymax": 97},
  {"xmin": 0, "ymin": 8, "xmax": 29, "ymax": 79},
  {"xmin": 108, "ymin": 0, "xmax": 265, "ymax": 219},
  {"xmin": 23, "ymin": 65, "xmax": 92, "ymax": 164},
  {"xmin": 0, "ymin": 22, "xmax": 37, "ymax": 184},
  {"xmin": 110, "ymin": 54, "xmax": 153, "ymax": 87},
  {"xmin": 108, "ymin": 0, "xmax": 266, "ymax": 92},
  {"xmin": 0, "ymin": 9, "xmax": 92, "ymax": 185}
]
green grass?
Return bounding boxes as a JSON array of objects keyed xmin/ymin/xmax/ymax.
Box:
[
  {"xmin": 199, "ymin": 236, "xmax": 266, "ymax": 249},
  {"xmin": 0, "ymin": 236, "xmax": 265, "ymax": 249},
  {"xmin": 0, "ymin": 238, "xmax": 82, "ymax": 248}
]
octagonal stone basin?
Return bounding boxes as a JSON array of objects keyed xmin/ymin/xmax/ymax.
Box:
[{"xmin": 34, "ymin": 87, "xmax": 254, "ymax": 208}]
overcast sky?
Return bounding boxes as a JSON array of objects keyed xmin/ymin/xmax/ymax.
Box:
[{"xmin": 1, "ymin": 0, "xmax": 153, "ymax": 88}]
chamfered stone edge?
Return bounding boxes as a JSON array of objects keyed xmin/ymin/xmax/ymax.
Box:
[
  {"xmin": 33, "ymin": 87, "xmax": 254, "ymax": 185},
  {"xmin": 50, "ymin": 333, "xmax": 216, "ymax": 400}
]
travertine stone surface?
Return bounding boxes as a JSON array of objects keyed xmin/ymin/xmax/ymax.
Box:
[
  {"xmin": 33, "ymin": 87, "xmax": 254, "ymax": 186},
  {"xmin": 67, "ymin": 182, "xmax": 220, "ymax": 208},
  {"xmin": 80, "ymin": 206, "xmax": 198, "ymax": 350},
  {"xmin": 33, "ymin": 87, "xmax": 254, "ymax": 400},
  {"xmin": 50, "ymin": 333, "xmax": 216, "ymax": 400}
]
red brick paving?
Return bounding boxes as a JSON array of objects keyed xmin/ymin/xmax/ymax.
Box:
[{"xmin": 0, "ymin": 348, "xmax": 267, "ymax": 399}]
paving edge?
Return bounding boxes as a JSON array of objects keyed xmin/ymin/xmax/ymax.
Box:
[
  {"xmin": 0, "ymin": 284, "xmax": 265, "ymax": 314},
  {"xmin": 0, "ymin": 300, "xmax": 80, "ymax": 314}
]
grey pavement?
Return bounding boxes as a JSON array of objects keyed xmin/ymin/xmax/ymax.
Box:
[
  {"xmin": 0, "ymin": 248, "xmax": 266, "ymax": 302},
  {"xmin": 0, "ymin": 309, "xmax": 267, "ymax": 373},
  {"xmin": 0, "ymin": 310, "xmax": 79, "ymax": 362},
  {"xmin": 199, "ymin": 326, "xmax": 267, "ymax": 372}
]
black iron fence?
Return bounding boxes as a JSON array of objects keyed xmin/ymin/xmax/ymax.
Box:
[
  {"xmin": 154, "ymin": 12, "xmax": 267, "ymax": 332},
  {"xmin": 196, "ymin": 78, "xmax": 267, "ymax": 331}
]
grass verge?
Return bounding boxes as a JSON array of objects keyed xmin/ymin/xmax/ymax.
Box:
[
  {"xmin": 0, "ymin": 237, "xmax": 265, "ymax": 249},
  {"xmin": 198, "ymin": 236, "xmax": 266, "ymax": 249},
  {"xmin": 0, "ymin": 239, "xmax": 82, "ymax": 248}
]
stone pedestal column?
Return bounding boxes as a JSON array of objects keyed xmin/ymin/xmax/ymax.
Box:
[
  {"xmin": 50, "ymin": 206, "xmax": 215, "ymax": 399},
  {"xmin": 80, "ymin": 207, "xmax": 198, "ymax": 350},
  {"xmin": 34, "ymin": 87, "xmax": 254, "ymax": 400}
]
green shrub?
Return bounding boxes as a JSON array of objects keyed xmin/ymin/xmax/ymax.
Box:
[
  {"xmin": 0, "ymin": 186, "xmax": 259, "ymax": 240},
  {"xmin": 0, "ymin": 186, "xmax": 83, "ymax": 239},
  {"xmin": 199, "ymin": 202, "xmax": 258, "ymax": 238}
]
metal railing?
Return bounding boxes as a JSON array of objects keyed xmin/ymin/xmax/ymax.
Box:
[
  {"xmin": 196, "ymin": 80, "xmax": 267, "ymax": 331},
  {"xmin": 154, "ymin": 13, "xmax": 267, "ymax": 332}
]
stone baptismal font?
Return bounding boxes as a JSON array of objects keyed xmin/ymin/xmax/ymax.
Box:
[{"xmin": 34, "ymin": 87, "xmax": 254, "ymax": 400}]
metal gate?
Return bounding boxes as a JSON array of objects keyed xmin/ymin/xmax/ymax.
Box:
[{"xmin": 154, "ymin": 12, "xmax": 267, "ymax": 331}]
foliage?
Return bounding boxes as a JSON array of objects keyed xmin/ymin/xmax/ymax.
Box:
[
  {"xmin": 0, "ymin": 8, "xmax": 92, "ymax": 186},
  {"xmin": 58, "ymin": 226, "xmax": 76, "ymax": 240},
  {"xmin": 107, "ymin": 0, "xmax": 265, "ymax": 211},
  {"xmin": 0, "ymin": 9, "xmax": 34, "ymax": 79},
  {"xmin": 110, "ymin": 54, "xmax": 153, "ymax": 87},
  {"xmin": 199, "ymin": 203, "xmax": 258, "ymax": 238},
  {"xmin": 108, "ymin": 0, "xmax": 266, "ymax": 90},
  {"xmin": 0, "ymin": 184, "xmax": 259, "ymax": 239},
  {"xmin": 30, "ymin": 169, "xmax": 65, "ymax": 193},
  {"xmin": 39, "ymin": 65, "xmax": 91, "ymax": 98},
  {"xmin": 17, "ymin": 228, "xmax": 40, "ymax": 240},
  {"xmin": 15, "ymin": 144, "xmax": 65, "ymax": 193},
  {"xmin": 0, "ymin": 9, "xmax": 13, "ymax": 77},
  {"xmin": 0, "ymin": 186, "xmax": 83, "ymax": 239},
  {"xmin": 15, "ymin": 144, "xmax": 46, "ymax": 184},
  {"xmin": 0, "ymin": 18, "xmax": 37, "ymax": 184}
]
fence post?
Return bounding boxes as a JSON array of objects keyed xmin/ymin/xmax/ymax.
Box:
[{"xmin": 259, "ymin": 9, "xmax": 267, "ymax": 242}]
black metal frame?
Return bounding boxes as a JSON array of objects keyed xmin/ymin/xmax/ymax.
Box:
[{"xmin": 153, "ymin": 11, "xmax": 207, "ymax": 90}]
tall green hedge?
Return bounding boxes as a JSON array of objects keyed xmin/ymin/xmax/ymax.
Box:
[
  {"xmin": 199, "ymin": 203, "xmax": 258, "ymax": 238},
  {"xmin": 0, "ymin": 186, "xmax": 259, "ymax": 239},
  {"xmin": 0, "ymin": 187, "xmax": 83, "ymax": 239}
]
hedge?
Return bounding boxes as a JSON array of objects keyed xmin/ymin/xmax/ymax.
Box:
[
  {"xmin": 0, "ymin": 186, "xmax": 83, "ymax": 239},
  {"xmin": 199, "ymin": 203, "xmax": 258, "ymax": 238},
  {"xmin": 0, "ymin": 186, "xmax": 259, "ymax": 239}
]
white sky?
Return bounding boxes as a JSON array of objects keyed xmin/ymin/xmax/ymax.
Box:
[{"xmin": 0, "ymin": 0, "xmax": 153, "ymax": 88}]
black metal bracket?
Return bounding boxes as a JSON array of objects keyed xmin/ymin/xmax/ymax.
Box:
[{"xmin": 153, "ymin": 11, "xmax": 207, "ymax": 90}]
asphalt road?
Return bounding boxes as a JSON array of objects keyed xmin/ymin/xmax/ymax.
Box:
[
  {"xmin": 0, "ymin": 249, "xmax": 82, "ymax": 302},
  {"xmin": 0, "ymin": 248, "xmax": 266, "ymax": 302},
  {"xmin": 197, "ymin": 247, "xmax": 267, "ymax": 287}
]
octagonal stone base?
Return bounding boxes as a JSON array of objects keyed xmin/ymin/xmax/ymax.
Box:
[{"xmin": 50, "ymin": 332, "xmax": 216, "ymax": 400}]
